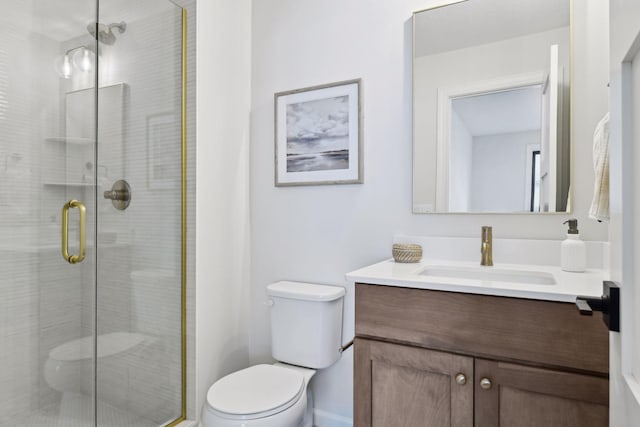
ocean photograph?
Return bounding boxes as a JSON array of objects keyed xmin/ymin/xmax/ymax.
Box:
[{"xmin": 286, "ymin": 95, "xmax": 350, "ymax": 172}]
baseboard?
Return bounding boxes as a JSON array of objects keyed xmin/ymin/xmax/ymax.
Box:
[{"xmin": 314, "ymin": 409, "xmax": 353, "ymax": 427}]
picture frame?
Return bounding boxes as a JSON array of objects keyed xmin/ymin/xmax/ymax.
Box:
[
  {"xmin": 147, "ymin": 113, "xmax": 179, "ymax": 190},
  {"xmin": 274, "ymin": 79, "xmax": 363, "ymax": 186}
]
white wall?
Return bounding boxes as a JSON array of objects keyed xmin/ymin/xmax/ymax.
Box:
[
  {"xmin": 195, "ymin": 0, "xmax": 252, "ymax": 421},
  {"xmin": 470, "ymin": 131, "xmax": 540, "ymax": 212},
  {"xmin": 250, "ymin": 0, "xmax": 608, "ymax": 425}
]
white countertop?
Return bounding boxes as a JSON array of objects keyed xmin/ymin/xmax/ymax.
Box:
[{"xmin": 346, "ymin": 259, "xmax": 606, "ymax": 302}]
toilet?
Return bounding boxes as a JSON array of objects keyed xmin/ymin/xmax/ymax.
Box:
[
  {"xmin": 201, "ymin": 281, "xmax": 346, "ymax": 427},
  {"xmin": 44, "ymin": 270, "xmax": 174, "ymax": 416}
]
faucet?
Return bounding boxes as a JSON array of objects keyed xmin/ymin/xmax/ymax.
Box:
[{"xmin": 481, "ymin": 226, "xmax": 493, "ymax": 266}]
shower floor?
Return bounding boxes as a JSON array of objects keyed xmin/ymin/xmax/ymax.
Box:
[{"xmin": 22, "ymin": 396, "xmax": 159, "ymax": 427}]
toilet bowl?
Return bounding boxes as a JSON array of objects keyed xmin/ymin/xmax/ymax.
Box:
[
  {"xmin": 201, "ymin": 281, "xmax": 345, "ymax": 427},
  {"xmin": 202, "ymin": 364, "xmax": 315, "ymax": 427}
]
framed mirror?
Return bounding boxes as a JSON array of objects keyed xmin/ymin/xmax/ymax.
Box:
[{"xmin": 412, "ymin": 0, "xmax": 571, "ymax": 214}]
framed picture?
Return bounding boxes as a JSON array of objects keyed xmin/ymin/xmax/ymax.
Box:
[
  {"xmin": 274, "ymin": 79, "xmax": 363, "ymax": 186},
  {"xmin": 147, "ymin": 113, "xmax": 179, "ymax": 190}
]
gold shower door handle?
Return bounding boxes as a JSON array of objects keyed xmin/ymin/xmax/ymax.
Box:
[{"xmin": 61, "ymin": 200, "xmax": 87, "ymax": 264}]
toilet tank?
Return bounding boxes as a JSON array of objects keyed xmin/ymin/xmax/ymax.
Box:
[{"xmin": 267, "ymin": 281, "xmax": 345, "ymax": 369}]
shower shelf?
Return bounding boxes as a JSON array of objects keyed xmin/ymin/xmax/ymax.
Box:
[{"xmin": 45, "ymin": 137, "xmax": 94, "ymax": 145}]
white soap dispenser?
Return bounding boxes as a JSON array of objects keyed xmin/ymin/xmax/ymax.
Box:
[{"xmin": 561, "ymin": 219, "xmax": 586, "ymax": 272}]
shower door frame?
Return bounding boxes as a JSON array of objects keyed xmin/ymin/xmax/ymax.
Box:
[{"xmin": 167, "ymin": 8, "xmax": 188, "ymax": 427}]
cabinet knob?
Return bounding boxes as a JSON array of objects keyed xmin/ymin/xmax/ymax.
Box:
[
  {"xmin": 455, "ymin": 373, "xmax": 467, "ymax": 385},
  {"xmin": 480, "ymin": 377, "xmax": 492, "ymax": 390}
]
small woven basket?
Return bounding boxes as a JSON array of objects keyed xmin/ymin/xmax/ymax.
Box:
[{"xmin": 392, "ymin": 243, "xmax": 423, "ymax": 263}]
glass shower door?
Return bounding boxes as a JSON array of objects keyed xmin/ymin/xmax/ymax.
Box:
[
  {"xmin": 95, "ymin": 1, "xmax": 186, "ymax": 426},
  {"xmin": 0, "ymin": 0, "xmax": 98, "ymax": 425},
  {"xmin": 0, "ymin": 1, "xmax": 186, "ymax": 425}
]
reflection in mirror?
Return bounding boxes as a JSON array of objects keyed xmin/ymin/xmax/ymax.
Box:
[{"xmin": 413, "ymin": 0, "xmax": 571, "ymax": 214}]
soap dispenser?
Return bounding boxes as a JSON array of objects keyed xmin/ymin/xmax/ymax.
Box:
[{"xmin": 561, "ymin": 219, "xmax": 586, "ymax": 272}]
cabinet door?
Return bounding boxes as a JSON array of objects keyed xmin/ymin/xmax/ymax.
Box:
[
  {"xmin": 475, "ymin": 359, "xmax": 608, "ymax": 427},
  {"xmin": 354, "ymin": 338, "xmax": 473, "ymax": 427}
]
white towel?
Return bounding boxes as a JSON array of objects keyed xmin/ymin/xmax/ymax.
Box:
[{"xmin": 589, "ymin": 112, "xmax": 610, "ymax": 222}]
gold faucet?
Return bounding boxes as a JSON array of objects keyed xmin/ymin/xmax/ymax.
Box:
[{"xmin": 481, "ymin": 226, "xmax": 493, "ymax": 266}]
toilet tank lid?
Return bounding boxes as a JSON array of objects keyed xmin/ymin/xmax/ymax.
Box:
[{"xmin": 267, "ymin": 281, "xmax": 345, "ymax": 301}]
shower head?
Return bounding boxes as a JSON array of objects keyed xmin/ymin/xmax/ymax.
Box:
[{"xmin": 87, "ymin": 21, "xmax": 127, "ymax": 45}]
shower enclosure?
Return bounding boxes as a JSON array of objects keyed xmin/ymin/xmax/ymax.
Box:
[{"xmin": 0, "ymin": 0, "xmax": 187, "ymax": 425}]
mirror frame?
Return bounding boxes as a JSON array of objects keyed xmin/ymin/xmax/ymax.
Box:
[{"xmin": 411, "ymin": 0, "xmax": 574, "ymax": 215}]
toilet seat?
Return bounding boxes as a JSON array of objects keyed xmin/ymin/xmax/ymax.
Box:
[
  {"xmin": 206, "ymin": 364, "xmax": 305, "ymax": 420},
  {"xmin": 49, "ymin": 332, "xmax": 148, "ymax": 362}
]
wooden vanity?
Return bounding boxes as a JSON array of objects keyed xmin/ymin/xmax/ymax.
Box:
[{"xmin": 354, "ymin": 283, "xmax": 609, "ymax": 427}]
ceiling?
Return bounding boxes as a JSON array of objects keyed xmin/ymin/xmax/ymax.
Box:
[
  {"xmin": 414, "ymin": 0, "xmax": 570, "ymax": 57},
  {"xmin": 452, "ymin": 85, "xmax": 543, "ymax": 136}
]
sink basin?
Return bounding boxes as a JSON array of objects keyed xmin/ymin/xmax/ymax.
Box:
[{"xmin": 419, "ymin": 266, "xmax": 556, "ymax": 285}]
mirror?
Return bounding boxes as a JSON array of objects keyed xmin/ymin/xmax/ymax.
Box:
[{"xmin": 412, "ymin": 0, "xmax": 571, "ymax": 214}]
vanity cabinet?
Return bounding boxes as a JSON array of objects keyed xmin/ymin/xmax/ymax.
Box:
[
  {"xmin": 474, "ymin": 359, "xmax": 608, "ymax": 427},
  {"xmin": 355, "ymin": 339, "xmax": 473, "ymax": 426},
  {"xmin": 354, "ymin": 284, "xmax": 609, "ymax": 427}
]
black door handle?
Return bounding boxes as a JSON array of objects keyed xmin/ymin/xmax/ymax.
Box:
[
  {"xmin": 575, "ymin": 281, "xmax": 620, "ymax": 332},
  {"xmin": 575, "ymin": 296, "xmax": 604, "ymax": 315}
]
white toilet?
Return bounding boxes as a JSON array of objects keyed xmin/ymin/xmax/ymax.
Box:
[{"xmin": 201, "ymin": 281, "xmax": 346, "ymax": 427}]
